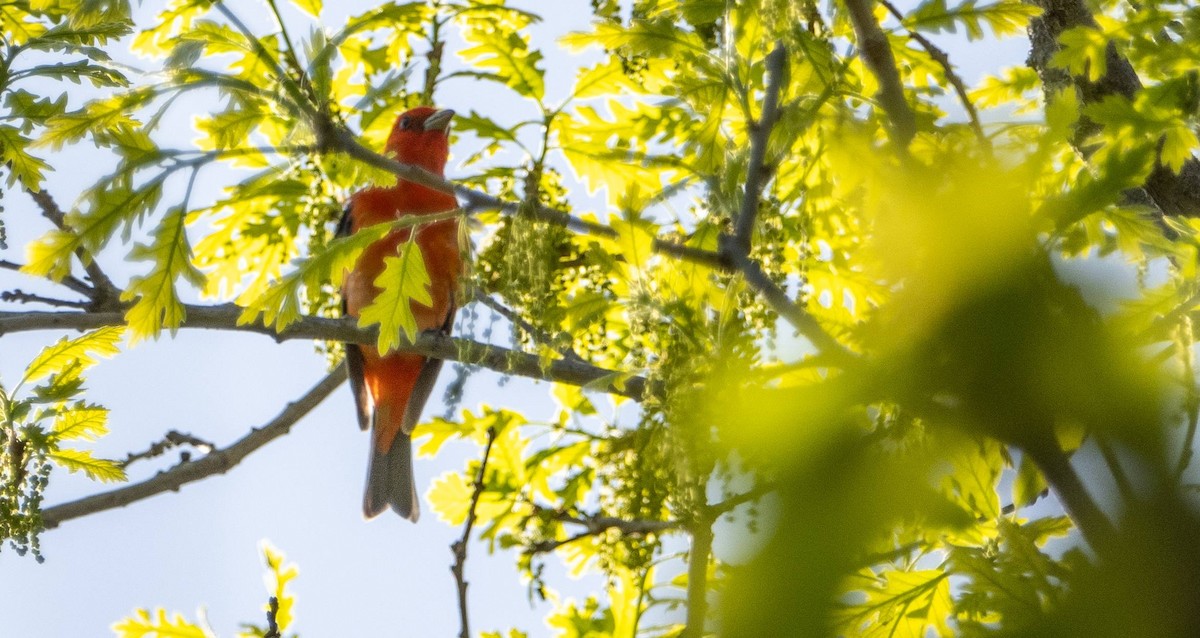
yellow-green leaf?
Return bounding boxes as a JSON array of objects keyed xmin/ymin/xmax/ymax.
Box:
[
  {"xmin": 21, "ymin": 326, "xmax": 124, "ymax": 389},
  {"xmin": 428, "ymin": 470, "xmax": 473, "ymax": 525},
  {"xmin": 112, "ymin": 608, "xmax": 206, "ymax": 638},
  {"xmin": 51, "ymin": 406, "xmax": 109, "ymax": 442},
  {"xmin": 49, "ymin": 447, "xmax": 126, "ymax": 482},
  {"xmin": 1013, "ymin": 453, "xmax": 1048, "ymax": 508},
  {"xmin": 1161, "ymin": 124, "xmax": 1199, "ymax": 173},
  {"xmin": 237, "ymin": 222, "xmax": 391, "ymax": 330},
  {"xmin": 290, "ymin": 0, "xmax": 321, "ymax": 18},
  {"xmin": 0, "ymin": 125, "xmax": 50, "ymax": 191},
  {"xmin": 120, "ymin": 208, "xmax": 207, "ymax": 341},
  {"xmin": 458, "ymin": 22, "xmax": 545, "ymax": 101},
  {"xmin": 356, "ymin": 239, "xmax": 432, "ymax": 354}
]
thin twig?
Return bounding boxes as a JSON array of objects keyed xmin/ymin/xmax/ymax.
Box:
[
  {"xmin": 1096, "ymin": 435, "xmax": 1136, "ymax": 502},
  {"xmin": 264, "ymin": 597, "xmax": 281, "ymax": 638},
  {"xmin": 708, "ymin": 483, "xmax": 774, "ymax": 518},
  {"xmin": 844, "ymin": 0, "xmax": 917, "ymax": 149},
  {"xmin": 40, "ymin": 368, "xmax": 345, "ymax": 528},
  {"xmin": 473, "ymin": 289, "xmax": 584, "ymax": 363},
  {"xmin": 878, "ymin": 0, "xmax": 989, "ymax": 147},
  {"xmin": 0, "ymin": 289, "xmax": 89, "ymax": 309},
  {"xmin": 0, "ymin": 304, "xmax": 648, "ymax": 400},
  {"xmin": 998, "ymin": 488, "xmax": 1050, "ymax": 516},
  {"xmin": 734, "ymin": 42, "xmax": 787, "ymax": 252},
  {"xmin": 0, "ymin": 259, "xmax": 92, "ymax": 297},
  {"xmin": 526, "ymin": 509, "xmax": 681, "ymax": 555},
  {"xmin": 723, "ymin": 245, "xmax": 857, "ymax": 366},
  {"xmin": 120, "ymin": 430, "xmax": 216, "ymax": 469},
  {"xmin": 714, "ymin": 40, "xmax": 856, "ymax": 367},
  {"xmin": 212, "ymin": 0, "xmax": 313, "ymax": 119},
  {"xmin": 451, "ymin": 426, "xmax": 499, "ymax": 638}
]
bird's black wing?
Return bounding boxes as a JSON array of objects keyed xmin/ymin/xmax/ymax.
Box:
[{"xmin": 338, "ymin": 202, "xmax": 371, "ymax": 431}]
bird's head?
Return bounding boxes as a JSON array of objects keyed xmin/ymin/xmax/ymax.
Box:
[{"xmin": 384, "ymin": 106, "xmax": 455, "ymax": 175}]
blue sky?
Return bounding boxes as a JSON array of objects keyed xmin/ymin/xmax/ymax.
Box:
[{"xmin": 0, "ymin": 1, "xmax": 1034, "ymax": 636}]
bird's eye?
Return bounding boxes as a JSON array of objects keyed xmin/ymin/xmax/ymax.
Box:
[{"xmin": 399, "ymin": 115, "xmax": 411, "ymax": 130}]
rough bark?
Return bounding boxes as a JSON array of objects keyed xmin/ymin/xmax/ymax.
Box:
[{"xmin": 1027, "ymin": 0, "xmax": 1200, "ymax": 218}]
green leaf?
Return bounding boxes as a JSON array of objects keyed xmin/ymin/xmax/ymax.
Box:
[
  {"xmin": 22, "ymin": 60, "xmax": 127, "ymax": 87},
  {"xmin": 356, "ymin": 239, "xmax": 433, "ymax": 354},
  {"xmin": 553, "ymin": 383, "xmax": 597, "ymax": 417},
  {"xmin": 36, "ymin": 92, "xmax": 148, "ymax": 151},
  {"xmin": 237, "ymin": 222, "xmax": 391, "ymax": 330},
  {"xmin": 557, "ymin": 102, "xmax": 674, "ymax": 209},
  {"xmin": 28, "ymin": 18, "xmax": 131, "ymax": 48},
  {"xmin": 120, "ymin": 208, "xmax": 207, "ymax": 341},
  {"xmin": 1, "ymin": 8, "xmax": 49, "ymax": 44},
  {"xmin": 1052, "ymin": 26, "xmax": 1109, "ymax": 81},
  {"xmin": 414, "ymin": 406, "xmax": 516, "ymax": 457},
  {"xmin": 51, "ymin": 405, "xmax": 109, "ymax": 442},
  {"xmin": 1160, "ymin": 123, "xmax": 1199, "ymax": 173},
  {"xmin": 941, "ymin": 438, "xmax": 1003, "ymax": 521},
  {"xmin": 4, "ymin": 89, "xmax": 69, "ymax": 128},
  {"xmin": 21, "ymin": 327, "xmax": 124, "ymax": 389},
  {"xmin": 839, "ymin": 570, "xmax": 954, "ymax": 637},
  {"xmin": 194, "ymin": 107, "xmax": 266, "ymax": 159},
  {"xmin": 428, "ymin": 471, "xmax": 473, "ymax": 525},
  {"xmin": 1013, "ymin": 453, "xmax": 1048, "ymax": 508},
  {"xmin": 49, "ymin": 447, "xmax": 126, "ymax": 482},
  {"xmin": 906, "ymin": 0, "xmax": 1041, "ymax": 40},
  {"xmin": 30, "ymin": 362, "xmax": 88, "ymax": 404},
  {"xmin": 458, "ymin": 16, "xmax": 545, "ymax": 101},
  {"xmin": 0, "ymin": 125, "xmax": 50, "ymax": 191},
  {"xmin": 24, "ymin": 168, "xmax": 164, "ymax": 281}
]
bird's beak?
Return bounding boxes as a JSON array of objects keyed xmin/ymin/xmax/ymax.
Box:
[{"xmin": 424, "ymin": 109, "xmax": 455, "ymax": 132}]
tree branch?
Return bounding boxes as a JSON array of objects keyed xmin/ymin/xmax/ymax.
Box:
[
  {"xmin": 0, "ymin": 259, "xmax": 92, "ymax": 297},
  {"xmin": 879, "ymin": 0, "xmax": 988, "ymax": 146},
  {"xmin": 733, "ymin": 42, "xmax": 787, "ymax": 252},
  {"xmin": 473, "ymin": 289, "xmax": 584, "ymax": 363},
  {"xmin": 39, "ymin": 368, "xmax": 346, "ymax": 528},
  {"xmin": 0, "ymin": 304, "xmax": 648, "ymax": 400},
  {"xmin": 683, "ymin": 500, "xmax": 713, "ymax": 638},
  {"xmin": 1021, "ymin": 436, "xmax": 1115, "ymax": 549},
  {"xmin": 0, "ymin": 289, "xmax": 89, "ymax": 309},
  {"xmin": 1027, "ymin": 0, "xmax": 1200, "ymax": 217},
  {"xmin": 708, "ymin": 483, "xmax": 774, "ymax": 518},
  {"xmin": 844, "ymin": 0, "xmax": 917, "ymax": 149},
  {"xmin": 713, "ymin": 41, "xmax": 857, "ymax": 367},
  {"xmin": 451, "ymin": 426, "xmax": 498, "ymax": 638},
  {"xmin": 722, "ymin": 245, "xmax": 858, "ymax": 366}
]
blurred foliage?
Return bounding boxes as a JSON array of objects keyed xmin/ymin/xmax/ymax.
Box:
[{"xmin": 4, "ymin": 0, "xmax": 1200, "ymax": 636}]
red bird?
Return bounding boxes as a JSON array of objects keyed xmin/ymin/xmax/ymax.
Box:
[{"xmin": 338, "ymin": 106, "xmax": 460, "ymax": 520}]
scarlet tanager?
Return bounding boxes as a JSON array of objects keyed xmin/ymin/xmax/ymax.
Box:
[{"xmin": 338, "ymin": 106, "xmax": 460, "ymax": 521}]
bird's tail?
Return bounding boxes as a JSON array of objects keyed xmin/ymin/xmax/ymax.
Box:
[{"xmin": 363, "ymin": 430, "xmax": 419, "ymax": 521}]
